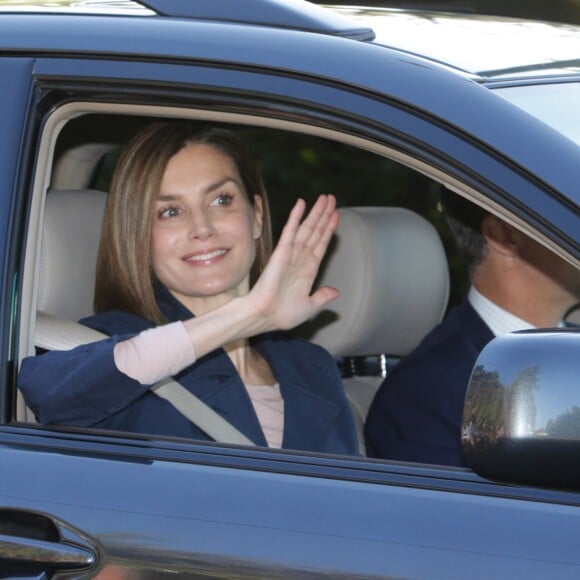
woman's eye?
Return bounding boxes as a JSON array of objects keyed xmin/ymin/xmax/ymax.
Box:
[
  {"xmin": 158, "ymin": 206, "xmax": 180, "ymax": 219},
  {"xmin": 211, "ymin": 193, "xmax": 234, "ymax": 207}
]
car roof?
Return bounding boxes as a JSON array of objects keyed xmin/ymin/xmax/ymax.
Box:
[
  {"xmin": 6, "ymin": 1, "xmax": 580, "ymax": 69},
  {"xmin": 0, "ymin": 0, "xmax": 375, "ymax": 39},
  {"xmin": 6, "ymin": 1, "xmax": 579, "ymax": 81},
  {"xmin": 327, "ymin": 6, "xmax": 580, "ymax": 82}
]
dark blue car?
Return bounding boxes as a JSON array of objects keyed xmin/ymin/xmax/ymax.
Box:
[{"xmin": 0, "ymin": 1, "xmax": 578, "ymax": 577}]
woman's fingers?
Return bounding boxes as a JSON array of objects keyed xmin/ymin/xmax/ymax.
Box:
[
  {"xmin": 302, "ymin": 194, "xmax": 337, "ymax": 250},
  {"xmin": 312, "ymin": 208, "xmax": 339, "ymax": 261},
  {"xmin": 293, "ymin": 194, "xmax": 332, "ymax": 248},
  {"xmin": 276, "ymin": 197, "xmax": 306, "ymax": 250},
  {"xmin": 309, "ymin": 284, "xmax": 340, "ymax": 309},
  {"xmin": 269, "ymin": 194, "xmax": 338, "ymax": 278},
  {"xmin": 274, "ymin": 195, "xmax": 338, "ymax": 266},
  {"xmin": 289, "ymin": 194, "xmax": 337, "ymax": 264},
  {"xmin": 301, "ymin": 195, "xmax": 339, "ymax": 267}
]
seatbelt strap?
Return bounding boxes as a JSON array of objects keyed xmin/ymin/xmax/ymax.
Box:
[{"xmin": 34, "ymin": 310, "xmax": 254, "ymax": 446}]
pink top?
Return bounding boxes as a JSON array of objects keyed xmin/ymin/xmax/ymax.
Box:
[
  {"xmin": 114, "ymin": 322, "xmax": 285, "ymax": 447},
  {"xmin": 244, "ymin": 383, "xmax": 284, "ymax": 448}
]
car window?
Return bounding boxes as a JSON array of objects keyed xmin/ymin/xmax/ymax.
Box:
[
  {"xmin": 10, "ymin": 107, "xmax": 461, "ymax": 454},
  {"xmin": 12, "ymin": 101, "xmax": 579, "ymax": 470},
  {"xmin": 493, "ymin": 82, "xmax": 580, "ymax": 146}
]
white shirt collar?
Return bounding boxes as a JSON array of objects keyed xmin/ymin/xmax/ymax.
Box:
[{"xmin": 468, "ymin": 286, "xmax": 535, "ymax": 337}]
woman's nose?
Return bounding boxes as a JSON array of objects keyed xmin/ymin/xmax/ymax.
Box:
[{"xmin": 188, "ymin": 210, "xmax": 216, "ymax": 240}]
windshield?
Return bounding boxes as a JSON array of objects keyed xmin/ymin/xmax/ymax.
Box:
[{"xmin": 493, "ymin": 82, "xmax": 580, "ymax": 146}]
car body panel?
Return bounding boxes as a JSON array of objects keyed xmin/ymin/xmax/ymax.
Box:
[
  {"xmin": 0, "ymin": 57, "xmax": 34, "ymax": 422},
  {"xmin": 1, "ymin": 429, "xmax": 580, "ymax": 578},
  {"xmin": 0, "ymin": 57, "xmax": 33, "ymax": 252}
]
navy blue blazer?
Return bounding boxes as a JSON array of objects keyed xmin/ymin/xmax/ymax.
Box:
[
  {"xmin": 364, "ymin": 297, "xmax": 494, "ymax": 467},
  {"xmin": 20, "ymin": 287, "xmax": 359, "ymax": 456}
]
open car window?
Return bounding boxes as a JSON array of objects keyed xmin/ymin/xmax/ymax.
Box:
[
  {"xmin": 15, "ymin": 108, "xmax": 458, "ymax": 451},
  {"xmin": 14, "ymin": 102, "xmax": 579, "ymax": 467}
]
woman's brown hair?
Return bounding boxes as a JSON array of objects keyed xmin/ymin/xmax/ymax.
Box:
[{"xmin": 94, "ymin": 121, "xmax": 273, "ymax": 324}]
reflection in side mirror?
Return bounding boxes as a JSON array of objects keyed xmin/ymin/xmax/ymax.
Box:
[{"xmin": 462, "ymin": 329, "xmax": 580, "ymax": 492}]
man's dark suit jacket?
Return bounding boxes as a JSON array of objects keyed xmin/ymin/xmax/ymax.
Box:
[{"xmin": 364, "ymin": 297, "xmax": 494, "ymax": 467}]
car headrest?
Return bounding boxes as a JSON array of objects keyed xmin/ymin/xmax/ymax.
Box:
[
  {"xmin": 300, "ymin": 206, "xmax": 450, "ymax": 357},
  {"xmin": 38, "ymin": 189, "xmax": 108, "ymax": 321}
]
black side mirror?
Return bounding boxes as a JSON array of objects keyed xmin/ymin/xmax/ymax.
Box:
[{"xmin": 462, "ymin": 328, "xmax": 580, "ymax": 492}]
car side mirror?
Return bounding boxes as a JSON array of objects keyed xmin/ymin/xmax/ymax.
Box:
[{"xmin": 462, "ymin": 328, "xmax": 580, "ymax": 492}]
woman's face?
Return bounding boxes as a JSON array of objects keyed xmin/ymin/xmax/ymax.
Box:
[{"xmin": 151, "ymin": 143, "xmax": 263, "ymax": 314}]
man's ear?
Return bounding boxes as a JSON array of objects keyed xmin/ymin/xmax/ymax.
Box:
[
  {"xmin": 252, "ymin": 194, "xmax": 264, "ymax": 240},
  {"xmin": 481, "ymin": 215, "xmax": 519, "ymax": 257}
]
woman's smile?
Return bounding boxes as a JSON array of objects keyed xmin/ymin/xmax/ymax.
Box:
[{"xmin": 182, "ymin": 248, "xmax": 228, "ymax": 266}]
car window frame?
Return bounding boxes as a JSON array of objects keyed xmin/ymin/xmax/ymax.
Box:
[{"xmin": 6, "ymin": 55, "xmax": 580, "ymax": 503}]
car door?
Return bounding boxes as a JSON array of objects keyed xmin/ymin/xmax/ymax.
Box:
[{"xmin": 1, "ymin": 31, "xmax": 579, "ymax": 579}]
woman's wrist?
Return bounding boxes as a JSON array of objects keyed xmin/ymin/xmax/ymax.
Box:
[{"xmin": 181, "ymin": 294, "xmax": 271, "ymax": 358}]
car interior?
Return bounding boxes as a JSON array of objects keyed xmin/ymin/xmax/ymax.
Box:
[
  {"xmin": 35, "ymin": 187, "xmax": 450, "ymax": 452},
  {"xmin": 16, "ymin": 104, "xmax": 579, "ymax": 457}
]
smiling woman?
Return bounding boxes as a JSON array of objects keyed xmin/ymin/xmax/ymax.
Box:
[
  {"xmin": 18, "ymin": 121, "xmax": 359, "ymax": 455},
  {"xmin": 95, "ymin": 124, "xmax": 273, "ymax": 325}
]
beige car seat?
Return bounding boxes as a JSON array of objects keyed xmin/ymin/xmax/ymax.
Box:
[
  {"xmin": 301, "ymin": 207, "xmax": 450, "ymax": 452},
  {"xmin": 38, "ymin": 188, "xmax": 107, "ymax": 321}
]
